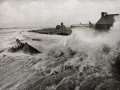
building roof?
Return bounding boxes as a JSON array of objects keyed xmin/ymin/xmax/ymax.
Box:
[
  {"xmin": 96, "ymin": 14, "xmax": 119, "ymax": 25},
  {"xmin": 71, "ymin": 24, "xmax": 89, "ymax": 27}
]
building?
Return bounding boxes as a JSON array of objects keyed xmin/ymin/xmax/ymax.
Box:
[
  {"xmin": 71, "ymin": 23, "xmax": 89, "ymax": 28},
  {"xmin": 71, "ymin": 23, "xmax": 95, "ymax": 28},
  {"xmin": 71, "ymin": 22, "xmax": 95, "ymax": 28},
  {"xmin": 56, "ymin": 23, "xmax": 66, "ymax": 30},
  {"xmin": 96, "ymin": 12, "xmax": 119, "ymax": 30}
]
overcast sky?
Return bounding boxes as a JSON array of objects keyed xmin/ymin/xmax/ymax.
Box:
[{"xmin": 0, "ymin": 0, "xmax": 120, "ymax": 28}]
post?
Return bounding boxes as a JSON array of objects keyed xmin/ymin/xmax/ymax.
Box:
[{"xmin": 61, "ymin": 23, "xmax": 64, "ymax": 33}]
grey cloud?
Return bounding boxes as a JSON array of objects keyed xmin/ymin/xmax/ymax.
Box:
[
  {"xmin": 0, "ymin": 0, "xmax": 8, "ymax": 4},
  {"xmin": 0, "ymin": 0, "xmax": 69, "ymax": 5},
  {"xmin": 77, "ymin": 0, "xmax": 120, "ymax": 2},
  {"xmin": 0, "ymin": 0, "xmax": 119, "ymax": 28}
]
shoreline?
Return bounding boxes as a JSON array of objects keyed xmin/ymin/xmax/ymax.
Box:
[{"xmin": 28, "ymin": 27, "xmax": 72, "ymax": 36}]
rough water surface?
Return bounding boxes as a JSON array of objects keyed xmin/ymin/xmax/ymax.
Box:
[{"xmin": 0, "ymin": 17, "xmax": 120, "ymax": 90}]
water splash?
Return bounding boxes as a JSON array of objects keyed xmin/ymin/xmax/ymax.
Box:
[{"xmin": 46, "ymin": 16, "xmax": 120, "ymax": 90}]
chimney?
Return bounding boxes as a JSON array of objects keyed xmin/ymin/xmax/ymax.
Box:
[
  {"xmin": 101, "ymin": 12, "xmax": 107, "ymax": 18},
  {"xmin": 61, "ymin": 23, "xmax": 63, "ymax": 26}
]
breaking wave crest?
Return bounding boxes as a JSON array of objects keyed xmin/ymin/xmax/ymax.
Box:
[
  {"xmin": 46, "ymin": 16, "xmax": 120, "ymax": 90},
  {"xmin": 1, "ymin": 17, "xmax": 120, "ymax": 90}
]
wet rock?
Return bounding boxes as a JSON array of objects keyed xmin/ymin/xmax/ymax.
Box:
[
  {"xmin": 32, "ymin": 38, "xmax": 42, "ymax": 41},
  {"xmin": 95, "ymin": 79, "xmax": 120, "ymax": 90},
  {"xmin": 102, "ymin": 45, "xmax": 110, "ymax": 54},
  {"xmin": 0, "ymin": 49, "xmax": 4, "ymax": 53},
  {"xmin": 22, "ymin": 42, "xmax": 40, "ymax": 55},
  {"xmin": 8, "ymin": 39, "xmax": 41, "ymax": 55},
  {"xmin": 109, "ymin": 54, "xmax": 120, "ymax": 79},
  {"xmin": 56, "ymin": 77, "xmax": 77, "ymax": 90},
  {"xmin": 8, "ymin": 39, "xmax": 24, "ymax": 53},
  {"xmin": 78, "ymin": 76, "xmax": 106, "ymax": 90},
  {"xmin": 39, "ymin": 70, "xmax": 75, "ymax": 90}
]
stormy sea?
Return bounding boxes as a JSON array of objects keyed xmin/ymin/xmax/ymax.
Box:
[{"xmin": 0, "ymin": 17, "xmax": 120, "ymax": 90}]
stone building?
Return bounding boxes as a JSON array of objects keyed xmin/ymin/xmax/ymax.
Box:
[{"xmin": 56, "ymin": 23, "xmax": 66, "ymax": 30}]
